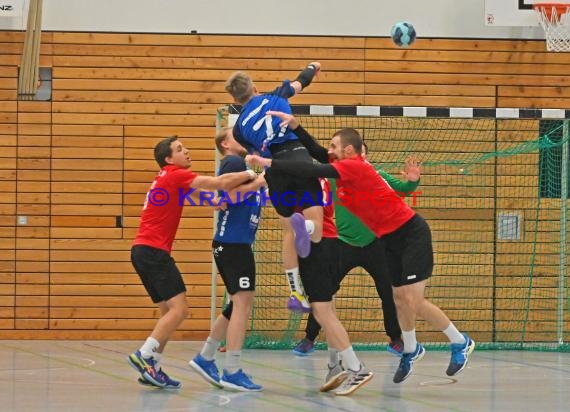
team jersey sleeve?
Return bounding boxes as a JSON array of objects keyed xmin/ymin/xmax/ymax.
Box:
[
  {"xmin": 377, "ymin": 167, "xmax": 420, "ymax": 193},
  {"xmin": 169, "ymin": 167, "xmax": 198, "ymax": 188},
  {"xmin": 270, "ymin": 80, "xmax": 296, "ymax": 99},
  {"xmin": 331, "ymin": 159, "xmax": 361, "ymax": 183}
]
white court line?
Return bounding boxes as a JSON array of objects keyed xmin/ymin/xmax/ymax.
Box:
[
  {"xmin": 39, "ymin": 353, "xmax": 96, "ymax": 367},
  {"xmin": 419, "ymin": 376, "xmax": 458, "ymax": 386}
]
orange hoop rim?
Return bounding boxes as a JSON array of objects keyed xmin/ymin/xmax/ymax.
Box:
[{"xmin": 533, "ymin": 3, "xmax": 570, "ymax": 22}]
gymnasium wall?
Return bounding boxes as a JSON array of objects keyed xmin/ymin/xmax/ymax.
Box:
[
  {"xmin": 0, "ymin": 0, "xmax": 544, "ymax": 38},
  {"xmin": 0, "ymin": 31, "xmax": 569, "ymax": 339}
]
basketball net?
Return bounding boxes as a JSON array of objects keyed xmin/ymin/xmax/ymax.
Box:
[{"xmin": 533, "ymin": 3, "xmax": 570, "ymax": 52}]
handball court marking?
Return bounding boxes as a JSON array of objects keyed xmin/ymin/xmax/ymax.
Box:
[{"xmin": 0, "ymin": 340, "xmax": 568, "ymax": 411}]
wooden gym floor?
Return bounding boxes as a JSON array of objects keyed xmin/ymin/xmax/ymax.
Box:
[{"xmin": 1, "ymin": 340, "xmax": 568, "ymax": 411}]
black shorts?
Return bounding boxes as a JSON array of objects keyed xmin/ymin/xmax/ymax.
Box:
[
  {"xmin": 337, "ymin": 238, "xmax": 402, "ymax": 339},
  {"xmin": 266, "ymin": 140, "xmax": 322, "ymax": 217},
  {"xmin": 212, "ymin": 240, "xmax": 256, "ymax": 294},
  {"xmin": 379, "ymin": 214, "xmax": 434, "ymax": 287},
  {"xmin": 337, "ymin": 239, "xmax": 391, "ymax": 291},
  {"xmin": 298, "ymin": 237, "xmax": 339, "ymax": 302},
  {"xmin": 131, "ymin": 245, "xmax": 186, "ymax": 304}
]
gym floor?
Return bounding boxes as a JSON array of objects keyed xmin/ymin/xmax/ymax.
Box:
[{"xmin": 1, "ymin": 340, "xmax": 568, "ymax": 411}]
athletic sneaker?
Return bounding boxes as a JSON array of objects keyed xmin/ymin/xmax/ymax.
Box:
[
  {"xmin": 446, "ymin": 334, "xmax": 475, "ymax": 376},
  {"xmin": 221, "ymin": 369, "xmax": 263, "ymax": 392},
  {"xmin": 292, "ymin": 338, "xmax": 315, "ymax": 356},
  {"xmin": 320, "ymin": 362, "xmax": 348, "ymax": 392},
  {"xmin": 334, "ymin": 366, "xmax": 374, "ymax": 396},
  {"xmin": 287, "ymin": 291, "xmax": 311, "ymax": 313},
  {"xmin": 387, "ymin": 338, "xmax": 404, "ymax": 357},
  {"xmin": 189, "ymin": 353, "xmax": 223, "ymax": 388},
  {"xmin": 157, "ymin": 368, "xmax": 182, "ymax": 389},
  {"xmin": 393, "ymin": 343, "xmax": 426, "ymax": 383},
  {"xmin": 137, "ymin": 368, "xmax": 182, "ymax": 390},
  {"xmin": 128, "ymin": 350, "xmax": 166, "ymax": 387},
  {"xmin": 137, "ymin": 377, "xmax": 155, "ymax": 387},
  {"xmin": 290, "ymin": 212, "xmax": 311, "ymax": 258}
]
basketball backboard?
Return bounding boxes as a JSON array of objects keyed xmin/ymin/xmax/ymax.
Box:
[{"xmin": 485, "ymin": 0, "xmax": 540, "ymax": 26}]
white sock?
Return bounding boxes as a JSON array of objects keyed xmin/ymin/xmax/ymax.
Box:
[
  {"xmin": 200, "ymin": 336, "xmax": 220, "ymax": 361},
  {"xmin": 225, "ymin": 350, "xmax": 242, "ymax": 374},
  {"xmin": 443, "ymin": 323, "xmax": 466, "ymax": 344},
  {"xmin": 305, "ymin": 220, "xmax": 315, "ymax": 235},
  {"xmin": 339, "ymin": 347, "xmax": 361, "ymax": 372},
  {"xmin": 286, "ymin": 267, "xmax": 305, "ymax": 295},
  {"xmin": 328, "ymin": 347, "xmax": 339, "ymax": 367},
  {"xmin": 139, "ymin": 337, "xmax": 160, "ymax": 359},
  {"xmin": 402, "ymin": 330, "xmax": 418, "ymax": 354}
]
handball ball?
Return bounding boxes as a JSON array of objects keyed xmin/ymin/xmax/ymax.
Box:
[{"xmin": 391, "ymin": 21, "xmax": 416, "ymax": 47}]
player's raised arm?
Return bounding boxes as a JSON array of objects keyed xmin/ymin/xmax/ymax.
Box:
[
  {"xmin": 266, "ymin": 110, "xmax": 328, "ymax": 163},
  {"xmin": 245, "ymin": 154, "xmax": 339, "ymax": 179},
  {"xmin": 290, "ymin": 62, "xmax": 321, "ymax": 94},
  {"xmin": 224, "ymin": 173, "xmax": 266, "ymax": 204},
  {"xmin": 190, "ymin": 169, "xmax": 256, "ymax": 192}
]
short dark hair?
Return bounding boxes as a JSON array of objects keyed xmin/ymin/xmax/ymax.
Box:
[
  {"xmin": 154, "ymin": 135, "xmax": 178, "ymax": 168},
  {"xmin": 334, "ymin": 128, "xmax": 363, "ymax": 154}
]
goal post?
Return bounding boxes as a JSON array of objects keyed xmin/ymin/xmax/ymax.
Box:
[{"xmin": 214, "ymin": 105, "xmax": 570, "ymax": 352}]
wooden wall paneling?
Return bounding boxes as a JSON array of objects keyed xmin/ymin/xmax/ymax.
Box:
[
  {"xmin": 16, "ymin": 101, "xmax": 51, "ymax": 330},
  {"xmin": 0, "ymin": 31, "xmax": 569, "ymax": 338},
  {"xmin": 0, "ymin": 80, "xmax": 16, "ymax": 330}
]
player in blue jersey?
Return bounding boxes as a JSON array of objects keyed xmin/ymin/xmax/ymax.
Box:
[
  {"xmin": 225, "ymin": 62, "xmax": 322, "ymax": 313},
  {"xmin": 189, "ymin": 128, "xmax": 266, "ymax": 392}
]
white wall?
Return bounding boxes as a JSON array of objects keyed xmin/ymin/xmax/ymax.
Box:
[{"xmin": 0, "ymin": 0, "xmax": 544, "ymax": 39}]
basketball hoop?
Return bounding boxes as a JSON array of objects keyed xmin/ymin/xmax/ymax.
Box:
[{"xmin": 533, "ymin": 3, "xmax": 570, "ymax": 51}]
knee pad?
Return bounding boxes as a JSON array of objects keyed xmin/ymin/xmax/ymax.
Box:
[{"xmin": 222, "ymin": 301, "xmax": 233, "ymax": 320}]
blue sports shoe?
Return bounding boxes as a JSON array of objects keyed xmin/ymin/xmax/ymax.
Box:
[
  {"xmin": 189, "ymin": 353, "xmax": 223, "ymax": 388},
  {"xmin": 387, "ymin": 338, "xmax": 404, "ymax": 357},
  {"xmin": 292, "ymin": 338, "xmax": 315, "ymax": 356},
  {"xmin": 137, "ymin": 368, "xmax": 182, "ymax": 390},
  {"xmin": 221, "ymin": 369, "xmax": 263, "ymax": 392},
  {"xmin": 137, "ymin": 377, "xmax": 155, "ymax": 387},
  {"xmin": 393, "ymin": 343, "xmax": 425, "ymax": 383},
  {"xmin": 128, "ymin": 350, "xmax": 166, "ymax": 387},
  {"xmin": 290, "ymin": 213, "xmax": 311, "ymax": 258},
  {"xmin": 446, "ymin": 334, "xmax": 475, "ymax": 376}
]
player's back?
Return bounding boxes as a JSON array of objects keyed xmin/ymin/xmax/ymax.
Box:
[
  {"xmin": 234, "ymin": 83, "xmax": 299, "ymax": 157},
  {"xmin": 333, "ymin": 157, "xmax": 415, "ymax": 237}
]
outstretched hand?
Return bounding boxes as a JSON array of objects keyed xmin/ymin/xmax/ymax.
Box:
[
  {"xmin": 245, "ymin": 154, "xmax": 272, "ymax": 168},
  {"xmin": 401, "ymin": 155, "xmax": 421, "ymax": 182},
  {"xmin": 266, "ymin": 110, "xmax": 299, "ymax": 130}
]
